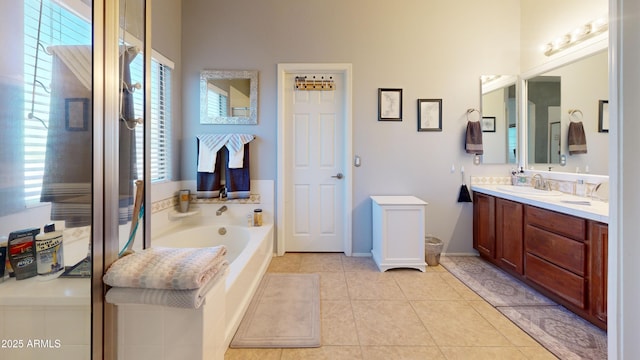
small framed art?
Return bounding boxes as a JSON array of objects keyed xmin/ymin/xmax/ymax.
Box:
[
  {"xmin": 378, "ymin": 88, "xmax": 402, "ymax": 121},
  {"xmin": 598, "ymin": 100, "xmax": 609, "ymax": 133},
  {"xmin": 481, "ymin": 116, "xmax": 496, "ymax": 132},
  {"xmin": 417, "ymin": 99, "xmax": 442, "ymax": 131},
  {"xmin": 65, "ymin": 97, "xmax": 89, "ymax": 131}
]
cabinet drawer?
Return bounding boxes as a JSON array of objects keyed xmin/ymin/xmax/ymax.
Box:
[
  {"xmin": 525, "ymin": 225, "xmax": 586, "ymax": 276},
  {"xmin": 525, "ymin": 253, "xmax": 586, "ymax": 309},
  {"xmin": 525, "ymin": 206, "xmax": 586, "ymax": 241}
]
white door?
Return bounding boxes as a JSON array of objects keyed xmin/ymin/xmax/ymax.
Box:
[{"xmin": 284, "ymin": 73, "xmax": 345, "ymax": 252}]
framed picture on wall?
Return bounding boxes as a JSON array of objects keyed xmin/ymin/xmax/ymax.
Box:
[
  {"xmin": 481, "ymin": 116, "xmax": 496, "ymax": 132},
  {"xmin": 598, "ymin": 100, "xmax": 609, "ymax": 133},
  {"xmin": 417, "ymin": 99, "xmax": 442, "ymax": 131},
  {"xmin": 378, "ymin": 88, "xmax": 402, "ymax": 121}
]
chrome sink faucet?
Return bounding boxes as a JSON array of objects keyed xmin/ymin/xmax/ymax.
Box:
[
  {"xmin": 216, "ymin": 205, "xmax": 228, "ymax": 216},
  {"xmin": 531, "ymin": 174, "xmax": 549, "ymax": 190}
]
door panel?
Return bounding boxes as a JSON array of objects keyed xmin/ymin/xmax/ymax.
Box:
[{"xmin": 286, "ymin": 73, "xmax": 344, "ymax": 252}]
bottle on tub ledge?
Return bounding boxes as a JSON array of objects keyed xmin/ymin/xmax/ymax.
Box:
[
  {"xmin": 35, "ymin": 223, "xmax": 65, "ymax": 280},
  {"xmin": 253, "ymin": 209, "xmax": 263, "ymax": 227}
]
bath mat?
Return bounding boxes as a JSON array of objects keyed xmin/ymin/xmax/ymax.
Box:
[
  {"xmin": 230, "ymin": 273, "xmax": 321, "ymax": 348},
  {"xmin": 499, "ymin": 305, "xmax": 607, "ymax": 360},
  {"xmin": 440, "ymin": 256, "xmax": 554, "ymax": 306},
  {"xmin": 442, "ymin": 256, "xmax": 608, "ymax": 359}
]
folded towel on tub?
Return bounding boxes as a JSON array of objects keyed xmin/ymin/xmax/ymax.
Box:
[
  {"xmin": 105, "ymin": 263, "xmax": 228, "ymax": 309},
  {"xmin": 103, "ymin": 246, "xmax": 227, "ymax": 290}
]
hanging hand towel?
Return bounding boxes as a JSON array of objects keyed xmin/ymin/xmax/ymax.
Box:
[
  {"xmin": 197, "ymin": 138, "xmax": 224, "ymax": 198},
  {"xmin": 465, "ymin": 121, "xmax": 483, "ymax": 154},
  {"xmin": 568, "ymin": 121, "xmax": 588, "ymax": 154},
  {"xmin": 226, "ymin": 134, "xmax": 255, "ymax": 168},
  {"xmin": 226, "ymin": 143, "xmax": 251, "ymax": 199}
]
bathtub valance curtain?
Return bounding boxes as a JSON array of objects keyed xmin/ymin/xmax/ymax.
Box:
[
  {"xmin": 197, "ymin": 133, "xmax": 255, "ymax": 199},
  {"xmin": 40, "ymin": 45, "xmax": 139, "ymax": 227}
]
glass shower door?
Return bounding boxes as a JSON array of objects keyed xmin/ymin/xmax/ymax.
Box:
[{"xmin": 0, "ymin": 1, "xmax": 93, "ymax": 359}]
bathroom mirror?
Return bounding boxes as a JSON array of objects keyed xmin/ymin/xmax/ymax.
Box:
[
  {"xmin": 525, "ymin": 50, "xmax": 608, "ymax": 174},
  {"xmin": 481, "ymin": 75, "xmax": 517, "ymax": 164},
  {"xmin": 200, "ymin": 70, "xmax": 258, "ymax": 124}
]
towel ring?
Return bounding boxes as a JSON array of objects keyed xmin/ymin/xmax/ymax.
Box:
[
  {"xmin": 568, "ymin": 109, "xmax": 583, "ymax": 122},
  {"xmin": 466, "ymin": 108, "xmax": 481, "ymax": 122}
]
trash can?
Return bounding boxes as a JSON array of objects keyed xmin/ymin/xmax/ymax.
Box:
[{"xmin": 425, "ymin": 236, "xmax": 443, "ymax": 266}]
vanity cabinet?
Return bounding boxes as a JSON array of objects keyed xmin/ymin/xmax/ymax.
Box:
[
  {"xmin": 496, "ymin": 198, "xmax": 524, "ymax": 275},
  {"xmin": 473, "ymin": 194, "xmax": 524, "ymax": 275},
  {"xmin": 473, "ymin": 192, "xmax": 495, "ymax": 258},
  {"xmin": 590, "ymin": 221, "xmax": 608, "ymax": 324},
  {"xmin": 524, "ymin": 206, "xmax": 587, "ymax": 309},
  {"xmin": 473, "ymin": 192, "xmax": 607, "ymax": 330}
]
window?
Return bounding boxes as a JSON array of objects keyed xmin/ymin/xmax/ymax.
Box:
[
  {"xmin": 207, "ymin": 83, "xmax": 229, "ymax": 118},
  {"xmin": 129, "ymin": 56, "xmax": 173, "ymax": 183},
  {"xmin": 22, "ymin": 0, "xmax": 172, "ymax": 208},
  {"xmin": 23, "ymin": 0, "xmax": 92, "ymax": 206}
]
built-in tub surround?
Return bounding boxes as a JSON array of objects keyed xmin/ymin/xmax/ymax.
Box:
[
  {"xmin": 117, "ymin": 216, "xmax": 273, "ymax": 360},
  {"xmin": 116, "ymin": 180, "xmax": 274, "ymax": 360}
]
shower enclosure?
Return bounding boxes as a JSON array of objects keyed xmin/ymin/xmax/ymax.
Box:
[{"xmin": 0, "ymin": 0, "xmax": 151, "ymax": 358}]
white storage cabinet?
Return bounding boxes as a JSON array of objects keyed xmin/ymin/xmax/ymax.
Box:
[{"xmin": 370, "ymin": 196, "xmax": 428, "ymax": 272}]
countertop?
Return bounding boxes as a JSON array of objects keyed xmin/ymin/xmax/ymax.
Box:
[
  {"xmin": 370, "ymin": 195, "xmax": 428, "ymax": 206},
  {"xmin": 471, "ymin": 184, "xmax": 609, "ymax": 224}
]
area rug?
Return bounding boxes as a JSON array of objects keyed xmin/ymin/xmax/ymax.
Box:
[
  {"xmin": 440, "ymin": 256, "xmax": 554, "ymax": 306},
  {"xmin": 441, "ymin": 256, "xmax": 607, "ymax": 360},
  {"xmin": 499, "ymin": 305, "xmax": 607, "ymax": 360},
  {"xmin": 230, "ymin": 273, "xmax": 321, "ymax": 348}
]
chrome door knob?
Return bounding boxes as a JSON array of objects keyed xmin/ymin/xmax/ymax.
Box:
[{"xmin": 331, "ymin": 173, "xmax": 344, "ymax": 179}]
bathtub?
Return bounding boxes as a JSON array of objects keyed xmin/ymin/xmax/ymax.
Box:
[
  {"xmin": 153, "ymin": 222, "xmax": 274, "ymax": 347},
  {"xmin": 116, "ymin": 214, "xmax": 273, "ymax": 360}
]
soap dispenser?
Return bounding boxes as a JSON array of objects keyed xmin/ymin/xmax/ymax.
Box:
[{"xmin": 575, "ymin": 179, "xmax": 586, "ymax": 197}]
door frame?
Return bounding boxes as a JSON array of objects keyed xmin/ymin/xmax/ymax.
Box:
[{"xmin": 276, "ymin": 63, "xmax": 353, "ymax": 256}]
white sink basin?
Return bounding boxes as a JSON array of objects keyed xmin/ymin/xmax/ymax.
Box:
[{"xmin": 496, "ymin": 186, "xmax": 563, "ymax": 197}]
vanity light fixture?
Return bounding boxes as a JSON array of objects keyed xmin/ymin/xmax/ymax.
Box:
[{"xmin": 543, "ymin": 16, "xmax": 608, "ymax": 56}]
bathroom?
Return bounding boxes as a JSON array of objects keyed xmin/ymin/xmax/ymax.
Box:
[{"xmin": 0, "ymin": 0, "xmax": 639, "ymax": 359}]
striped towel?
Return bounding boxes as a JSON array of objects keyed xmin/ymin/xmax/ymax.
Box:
[
  {"xmin": 105, "ymin": 263, "xmax": 228, "ymax": 309},
  {"xmin": 226, "ymin": 134, "xmax": 255, "ymax": 168},
  {"xmin": 197, "ymin": 134, "xmax": 230, "ymax": 173},
  {"xmin": 103, "ymin": 246, "xmax": 227, "ymax": 290}
]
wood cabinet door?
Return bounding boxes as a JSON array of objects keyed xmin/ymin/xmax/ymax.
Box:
[
  {"xmin": 496, "ymin": 198, "xmax": 524, "ymax": 274},
  {"xmin": 590, "ymin": 221, "xmax": 608, "ymax": 325},
  {"xmin": 473, "ymin": 193, "xmax": 495, "ymax": 259}
]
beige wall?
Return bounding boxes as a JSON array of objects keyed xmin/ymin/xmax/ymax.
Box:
[
  {"xmin": 520, "ymin": 0, "xmax": 608, "ymax": 71},
  {"xmin": 180, "ymin": 0, "xmax": 521, "ymax": 254},
  {"xmin": 152, "ymin": 0, "xmax": 182, "ymax": 181}
]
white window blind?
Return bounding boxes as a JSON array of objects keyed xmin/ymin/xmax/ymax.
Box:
[
  {"xmin": 23, "ymin": 0, "xmax": 91, "ymax": 205},
  {"xmin": 207, "ymin": 83, "xmax": 228, "ymax": 118},
  {"xmin": 24, "ymin": 0, "xmax": 172, "ymax": 208},
  {"xmin": 130, "ymin": 56, "xmax": 173, "ymax": 183}
]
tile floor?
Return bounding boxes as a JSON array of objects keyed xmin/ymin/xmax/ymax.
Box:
[{"xmin": 224, "ymin": 253, "xmax": 558, "ymax": 360}]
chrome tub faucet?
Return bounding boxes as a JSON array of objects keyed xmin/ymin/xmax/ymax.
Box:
[{"xmin": 216, "ymin": 205, "xmax": 228, "ymax": 216}]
